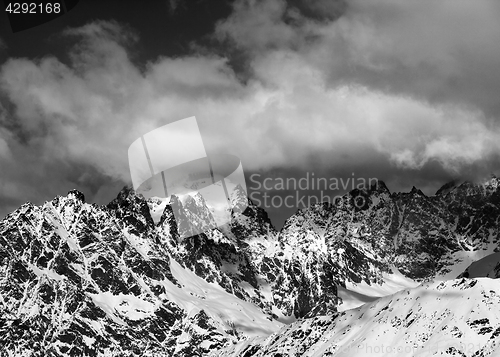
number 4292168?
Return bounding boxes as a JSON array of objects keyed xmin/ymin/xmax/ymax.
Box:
[{"xmin": 5, "ymin": 2, "xmax": 61, "ymax": 14}]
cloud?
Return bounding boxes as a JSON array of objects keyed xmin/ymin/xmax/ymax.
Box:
[
  {"xmin": 214, "ymin": 0, "xmax": 500, "ymax": 171},
  {"xmin": 167, "ymin": 0, "xmax": 182, "ymax": 15},
  {"xmin": 1, "ymin": 2, "xmax": 500, "ymax": 218},
  {"xmin": 215, "ymin": 0, "xmax": 298, "ymax": 53},
  {"xmin": 0, "ymin": 20, "xmax": 255, "ymax": 215},
  {"xmin": 326, "ymin": 0, "xmax": 500, "ymax": 113},
  {"xmin": 217, "ymin": 0, "xmax": 500, "ymax": 111},
  {"xmin": 0, "ymin": 135, "xmax": 10, "ymax": 159}
]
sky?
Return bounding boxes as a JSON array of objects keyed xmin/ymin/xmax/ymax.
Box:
[{"xmin": 1, "ymin": 0, "xmax": 500, "ymax": 228}]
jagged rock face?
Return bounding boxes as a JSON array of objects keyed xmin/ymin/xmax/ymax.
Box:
[
  {"xmin": 276, "ymin": 177, "xmax": 500, "ymax": 285},
  {"xmin": 439, "ymin": 178, "xmax": 500, "ymax": 248},
  {"xmin": 1, "ymin": 176, "xmax": 500, "ymax": 356},
  {"xmin": 0, "ymin": 193, "xmax": 228, "ymax": 356},
  {"xmin": 223, "ymin": 278, "xmax": 500, "ymax": 357}
]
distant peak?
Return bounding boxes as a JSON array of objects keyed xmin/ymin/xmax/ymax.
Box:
[
  {"xmin": 435, "ymin": 180, "xmax": 458, "ymax": 196},
  {"xmin": 410, "ymin": 186, "xmax": 425, "ymax": 196},
  {"xmin": 369, "ymin": 180, "xmax": 390, "ymax": 194},
  {"xmin": 232, "ymin": 183, "xmax": 246, "ymax": 193},
  {"xmin": 483, "ymin": 174, "xmax": 500, "ymax": 187},
  {"xmin": 436, "ymin": 174, "xmax": 500, "ymax": 196},
  {"xmin": 114, "ymin": 185, "xmax": 143, "ymax": 202},
  {"xmin": 348, "ymin": 179, "xmax": 390, "ymax": 196},
  {"xmin": 67, "ymin": 189, "xmax": 85, "ymax": 202},
  {"xmin": 230, "ymin": 184, "xmax": 248, "ymax": 200}
]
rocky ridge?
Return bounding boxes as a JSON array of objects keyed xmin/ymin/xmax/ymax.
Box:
[{"xmin": 0, "ymin": 176, "xmax": 500, "ymax": 355}]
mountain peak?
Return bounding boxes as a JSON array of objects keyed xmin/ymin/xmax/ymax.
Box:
[
  {"xmin": 230, "ymin": 184, "xmax": 249, "ymax": 214},
  {"xmin": 107, "ymin": 185, "xmax": 155, "ymax": 230},
  {"xmin": 435, "ymin": 180, "xmax": 458, "ymax": 195},
  {"xmin": 410, "ymin": 186, "xmax": 425, "ymax": 196},
  {"xmin": 483, "ymin": 174, "xmax": 500, "ymax": 189},
  {"xmin": 369, "ymin": 179, "xmax": 390, "ymax": 194},
  {"xmin": 436, "ymin": 174, "xmax": 500, "ymax": 196},
  {"xmin": 66, "ymin": 189, "xmax": 85, "ymax": 202},
  {"xmin": 114, "ymin": 185, "xmax": 139, "ymax": 201}
]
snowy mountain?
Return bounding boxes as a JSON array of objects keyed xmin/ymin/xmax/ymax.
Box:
[
  {"xmin": 1, "ymin": 176, "xmax": 500, "ymax": 356},
  {"xmin": 219, "ymin": 278, "xmax": 500, "ymax": 356}
]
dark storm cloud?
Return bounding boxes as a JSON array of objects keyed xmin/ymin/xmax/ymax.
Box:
[{"xmin": 1, "ymin": 0, "xmax": 500, "ymax": 224}]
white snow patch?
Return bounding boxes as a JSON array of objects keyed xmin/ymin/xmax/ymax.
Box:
[
  {"xmin": 341, "ymin": 266, "xmax": 420, "ymax": 311},
  {"xmin": 44, "ymin": 203, "xmax": 80, "ymax": 253},
  {"xmin": 435, "ymin": 244, "xmax": 498, "ymax": 281},
  {"xmin": 88, "ymin": 292, "xmax": 157, "ymax": 322},
  {"xmin": 336, "ymin": 285, "xmax": 379, "ymax": 312},
  {"xmin": 28, "ymin": 263, "xmax": 65, "ymax": 281},
  {"xmin": 82, "ymin": 335, "xmax": 96, "ymax": 347},
  {"xmin": 238, "ymin": 281, "xmax": 258, "ymax": 298},
  {"xmin": 123, "ymin": 228, "xmax": 151, "ymax": 260},
  {"xmin": 148, "ymin": 197, "xmax": 170, "ymax": 224},
  {"xmin": 160, "ymin": 258, "xmax": 282, "ymax": 337}
]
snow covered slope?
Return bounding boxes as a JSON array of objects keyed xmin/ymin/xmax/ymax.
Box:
[
  {"xmin": 223, "ymin": 278, "xmax": 500, "ymax": 357},
  {"xmin": 338, "ymin": 266, "xmax": 419, "ymax": 311}
]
